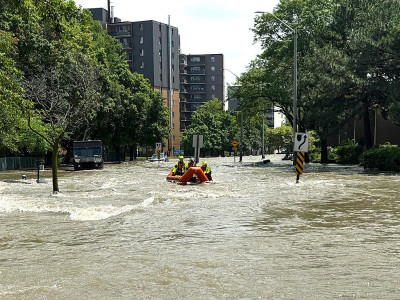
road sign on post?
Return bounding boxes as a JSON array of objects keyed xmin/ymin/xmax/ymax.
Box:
[
  {"xmin": 293, "ymin": 133, "xmax": 309, "ymax": 152},
  {"xmin": 155, "ymin": 143, "xmax": 162, "ymax": 151}
]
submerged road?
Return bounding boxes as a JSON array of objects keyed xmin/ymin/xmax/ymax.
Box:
[{"xmin": 1, "ymin": 155, "xmax": 400, "ymax": 299}]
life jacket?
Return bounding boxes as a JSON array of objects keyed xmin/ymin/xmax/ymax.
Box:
[
  {"xmin": 173, "ymin": 161, "xmax": 186, "ymax": 174},
  {"xmin": 201, "ymin": 166, "xmax": 211, "ymax": 174}
]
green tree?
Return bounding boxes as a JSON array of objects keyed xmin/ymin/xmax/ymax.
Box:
[
  {"xmin": 181, "ymin": 99, "xmax": 238, "ymax": 156},
  {"xmin": 23, "ymin": 57, "xmax": 100, "ymax": 192},
  {"xmin": 265, "ymin": 125, "xmax": 293, "ymax": 154},
  {"xmin": 0, "ymin": 31, "xmax": 28, "ymax": 153}
]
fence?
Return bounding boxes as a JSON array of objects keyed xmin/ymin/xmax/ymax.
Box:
[{"xmin": 0, "ymin": 157, "xmax": 38, "ymax": 171}]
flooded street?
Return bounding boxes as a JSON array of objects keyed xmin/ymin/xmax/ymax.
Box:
[{"xmin": 1, "ymin": 155, "xmax": 400, "ymax": 299}]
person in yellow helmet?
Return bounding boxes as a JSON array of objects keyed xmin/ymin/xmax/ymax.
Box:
[
  {"xmin": 201, "ymin": 161, "xmax": 212, "ymax": 181},
  {"xmin": 171, "ymin": 156, "xmax": 188, "ymax": 176}
]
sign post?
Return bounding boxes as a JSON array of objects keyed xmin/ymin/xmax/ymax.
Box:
[
  {"xmin": 192, "ymin": 135, "xmax": 203, "ymax": 164},
  {"xmin": 231, "ymin": 140, "xmax": 239, "ymax": 163},
  {"xmin": 155, "ymin": 142, "xmax": 162, "ymax": 166},
  {"xmin": 293, "ymin": 133, "xmax": 309, "ymax": 183}
]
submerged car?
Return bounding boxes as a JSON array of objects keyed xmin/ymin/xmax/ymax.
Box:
[{"xmin": 150, "ymin": 153, "xmax": 168, "ymax": 162}]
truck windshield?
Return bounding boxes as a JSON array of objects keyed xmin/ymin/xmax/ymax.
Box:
[{"xmin": 74, "ymin": 147, "xmax": 102, "ymax": 157}]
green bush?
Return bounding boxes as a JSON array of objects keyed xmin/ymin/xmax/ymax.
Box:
[
  {"xmin": 360, "ymin": 144, "xmax": 400, "ymax": 171},
  {"xmin": 335, "ymin": 139, "xmax": 364, "ymax": 164},
  {"xmin": 309, "ymin": 147, "xmax": 339, "ymax": 163}
]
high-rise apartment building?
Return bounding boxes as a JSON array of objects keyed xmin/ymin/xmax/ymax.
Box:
[
  {"xmin": 179, "ymin": 54, "xmax": 224, "ymax": 130},
  {"xmin": 88, "ymin": 8, "xmax": 181, "ymax": 153}
]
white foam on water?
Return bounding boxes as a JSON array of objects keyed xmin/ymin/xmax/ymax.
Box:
[
  {"xmin": 141, "ymin": 196, "xmax": 154, "ymax": 207},
  {"xmin": 68, "ymin": 204, "xmax": 137, "ymax": 221},
  {"xmin": 0, "ymin": 195, "xmax": 155, "ymax": 221}
]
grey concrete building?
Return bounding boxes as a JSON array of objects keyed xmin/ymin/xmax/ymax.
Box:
[
  {"xmin": 106, "ymin": 20, "xmax": 180, "ymax": 91},
  {"xmin": 179, "ymin": 54, "xmax": 224, "ymax": 130},
  {"xmin": 88, "ymin": 8, "xmax": 181, "ymax": 151}
]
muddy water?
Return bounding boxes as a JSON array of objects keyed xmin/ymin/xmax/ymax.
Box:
[{"xmin": 1, "ymin": 155, "xmax": 400, "ymax": 299}]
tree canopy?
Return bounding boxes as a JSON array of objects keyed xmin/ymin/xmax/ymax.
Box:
[
  {"xmin": 0, "ymin": 0, "xmax": 171, "ymax": 192},
  {"xmin": 240, "ymin": 0, "xmax": 400, "ymax": 162}
]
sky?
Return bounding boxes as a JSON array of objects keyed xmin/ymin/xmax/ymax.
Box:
[{"xmin": 74, "ymin": 0, "xmax": 280, "ymax": 87}]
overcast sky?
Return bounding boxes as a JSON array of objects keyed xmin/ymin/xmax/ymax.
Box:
[{"xmin": 74, "ymin": 0, "xmax": 280, "ymax": 88}]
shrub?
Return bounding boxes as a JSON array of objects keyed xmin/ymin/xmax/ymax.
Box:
[
  {"xmin": 360, "ymin": 144, "xmax": 400, "ymax": 171},
  {"xmin": 335, "ymin": 139, "xmax": 364, "ymax": 164}
]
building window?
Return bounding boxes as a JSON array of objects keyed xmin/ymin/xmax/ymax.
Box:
[
  {"xmin": 159, "ymin": 62, "xmax": 162, "ymax": 69},
  {"xmin": 190, "ymin": 56, "xmax": 200, "ymax": 63},
  {"xmin": 211, "ymin": 66, "xmax": 215, "ymax": 71},
  {"xmin": 140, "ymin": 49, "xmax": 144, "ymax": 56},
  {"xmin": 191, "ymin": 76, "xmax": 201, "ymax": 81},
  {"xmin": 173, "ymin": 123, "xmax": 175, "ymax": 129},
  {"xmin": 160, "ymin": 74, "xmax": 162, "ymax": 81},
  {"xmin": 140, "ymin": 36, "xmax": 144, "ymax": 44},
  {"xmin": 211, "ymin": 94, "xmax": 215, "ymax": 99},
  {"xmin": 159, "ymin": 24, "xmax": 162, "ymax": 31},
  {"xmin": 173, "ymin": 76, "xmax": 175, "ymax": 83},
  {"xmin": 211, "ymin": 56, "xmax": 215, "ymax": 62},
  {"xmin": 172, "ymin": 64, "xmax": 174, "ymax": 71},
  {"xmin": 211, "ymin": 76, "xmax": 215, "ymax": 81},
  {"xmin": 118, "ymin": 26, "xmax": 126, "ymax": 32},
  {"xmin": 172, "ymin": 112, "xmax": 175, "ymax": 118},
  {"xmin": 191, "ymin": 66, "xmax": 201, "ymax": 72},
  {"xmin": 140, "ymin": 61, "xmax": 144, "ymax": 68},
  {"xmin": 139, "ymin": 23, "xmax": 143, "ymax": 31},
  {"xmin": 172, "ymin": 53, "xmax": 174, "ymax": 59},
  {"xmin": 173, "ymin": 135, "xmax": 175, "ymax": 142},
  {"xmin": 159, "ymin": 49, "xmax": 162, "ymax": 56},
  {"xmin": 172, "ymin": 41, "xmax": 174, "ymax": 47},
  {"xmin": 211, "ymin": 85, "xmax": 215, "ymax": 91}
]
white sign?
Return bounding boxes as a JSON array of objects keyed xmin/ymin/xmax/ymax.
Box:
[
  {"xmin": 155, "ymin": 143, "xmax": 162, "ymax": 150},
  {"xmin": 192, "ymin": 135, "xmax": 203, "ymax": 148},
  {"xmin": 293, "ymin": 132, "xmax": 309, "ymax": 152}
]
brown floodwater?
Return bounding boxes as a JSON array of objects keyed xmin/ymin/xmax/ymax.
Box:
[{"xmin": 1, "ymin": 155, "xmax": 400, "ymax": 299}]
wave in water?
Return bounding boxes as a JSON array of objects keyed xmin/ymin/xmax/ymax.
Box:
[{"xmin": 0, "ymin": 196, "xmax": 155, "ymax": 221}]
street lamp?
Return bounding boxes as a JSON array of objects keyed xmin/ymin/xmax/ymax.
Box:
[{"xmin": 255, "ymin": 11, "xmax": 298, "ymax": 145}]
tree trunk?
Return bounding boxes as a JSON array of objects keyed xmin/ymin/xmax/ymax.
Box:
[
  {"xmin": 133, "ymin": 144, "xmax": 137, "ymax": 160},
  {"xmin": 363, "ymin": 103, "xmax": 373, "ymax": 149},
  {"xmin": 129, "ymin": 146, "xmax": 134, "ymax": 161},
  {"xmin": 115, "ymin": 146, "xmax": 120, "ymax": 162},
  {"xmin": 320, "ymin": 138, "xmax": 328, "ymax": 164},
  {"xmin": 52, "ymin": 142, "xmax": 59, "ymax": 193}
]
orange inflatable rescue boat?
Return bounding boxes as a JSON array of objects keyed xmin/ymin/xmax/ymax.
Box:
[{"xmin": 166, "ymin": 167, "xmax": 209, "ymax": 184}]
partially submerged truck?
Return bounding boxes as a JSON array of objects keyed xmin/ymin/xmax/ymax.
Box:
[{"xmin": 73, "ymin": 140, "xmax": 103, "ymax": 171}]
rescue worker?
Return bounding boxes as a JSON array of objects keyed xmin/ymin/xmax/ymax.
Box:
[
  {"xmin": 188, "ymin": 157, "xmax": 197, "ymax": 168},
  {"xmin": 201, "ymin": 161, "xmax": 212, "ymax": 181},
  {"xmin": 187, "ymin": 157, "xmax": 198, "ymax": 182},
  {"xmin": 171, "ymin": 156, "xmax": 187, "ymax": 176}
]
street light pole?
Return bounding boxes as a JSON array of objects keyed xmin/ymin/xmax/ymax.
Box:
[
  {"xmin": 240, "ymin": 111, "xmax": 243, "ymax": 162},
  {"xmin": 255, "ymin": 11, "xmax": 298, "ymax": 143},
  {"xmin": 262, "ymin": 116, "xmax": 265, "ymax": 159}
]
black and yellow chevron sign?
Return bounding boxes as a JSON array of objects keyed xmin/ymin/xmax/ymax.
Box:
[{"xmin": 295, "ymin": 151, "xmax": 305, "ymax": 175}]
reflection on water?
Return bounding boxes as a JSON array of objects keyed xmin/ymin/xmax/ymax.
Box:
[{"xmin": 1, "ymin": 155, "xmax": 400, "ymax": 299}]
